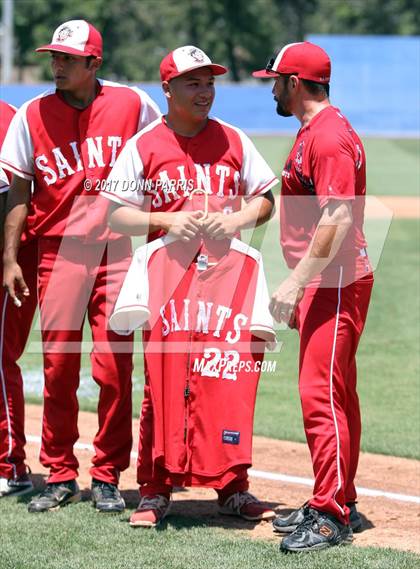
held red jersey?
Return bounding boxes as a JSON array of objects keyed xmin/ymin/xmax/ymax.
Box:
[
  {"xmin": 280, "ymin": 106, "xmax": 370, "ymax": 283},
  {"xmin": 0, "ymin": 100, "xmax": 17, "ymax": 192},
  {"xmin": 0, "ymin": 81, "xmax": 160, "ymax": 242},
  {"xmin": 101, "ymin": 117, "xmax": 278, "ymax": 241},
  {"xmin": 109, "ymin": 236, "xmax": 276, "ymax": 484}
]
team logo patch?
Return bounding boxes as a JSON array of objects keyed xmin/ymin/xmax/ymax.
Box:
[
  {"xmin": 222, "ymin": 430, "xmax": 240, "ymax": 445},
  {"xmin": 56, "ymin": 26, "xmax": 73, "ymax": 42},
  {"xmin": 186, "ymin": 47, "xmax": 206, "ymax": 63},
  {"xmin": 294, "ymin": 141, "xmax": 304, "ymax": 170}
]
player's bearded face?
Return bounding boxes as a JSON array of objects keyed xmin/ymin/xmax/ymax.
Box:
[
  {"xmin": 169, "ymin": 68, "xmax": 215, "ymax": 122},
  {"xmin": 273, "ymin": 76, "xmax": 293, "ymax": 118}
]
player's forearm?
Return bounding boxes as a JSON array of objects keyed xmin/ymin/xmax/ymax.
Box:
[
  {"xmin": 232, "ymin": 192, "xmax": 275, "ymax": 231},
  {"xmin": 3, "ymin": 178, "xmax": 30, "ymax": 263},
  {"xmin": 290, "ymin": 201, "xmax": 353, "ymax": 287},
  {"xmin": 0, "ymin": 193, "xmax": 7, "ymax": 251},
  {"xmin": 109, "ymin": 204, "xmax": 153, "ymax": 235},
  {"xmin": 3, "ymin": 204, "xmax": 28, "ymax": 263},
  {"xmin": 109, "ymin": 204, "xmax": 175, "ymax": 236}
]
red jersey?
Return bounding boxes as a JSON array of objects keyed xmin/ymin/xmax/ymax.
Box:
[
  {"xmin": 101, "ymin": 117, "xmax": 278, "ymax": 241},
  {"xmin": 0, "ymin": 100, "xmax": 32, "ymax": 245},
  {"xmin": 0, "ymin": 81, "xmax": 160, "ymax": 242},
  {"xmin": 110, "ymin": 236, "xmax": 275, "ymax": 485},
  {"xmin": 280, "ymin": 106, "xmax": 370, "ymax": 284},
  {"xmin": 0, "ymin": 101, "xmax": 16, "ymax": 192}
]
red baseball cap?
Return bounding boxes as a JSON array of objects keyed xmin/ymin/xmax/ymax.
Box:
[
  {"xmin": 36, "ymin": 20, "xmax": 103, "ymax": 58},
  {"xmin": 160, "ymin": 46, "xmax": 228, "ymax": 82},
  {"xmin": 253, "ymin": 42, "xmax": 331, "ymax": 84}
]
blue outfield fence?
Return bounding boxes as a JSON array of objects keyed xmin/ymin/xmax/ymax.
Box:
[
  {"xmin": 306, "ymin": 35, "xmax": 420, "ymax": 137},
  {"xmin": 1, "ymin": 35, "xmax": 419, "ymax": 137}
]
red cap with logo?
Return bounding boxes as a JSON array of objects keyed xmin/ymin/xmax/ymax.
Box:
[
  {"xmin": 160, "ymin": 45, "xmax": 228, "ymax": 82},
  {"xmin": 36, "ymin": 20, "xmax": 103, "ymax": 58},
  {"xmin": 253, "ymin": 42, "xmax": 331, "ymax": 84}
]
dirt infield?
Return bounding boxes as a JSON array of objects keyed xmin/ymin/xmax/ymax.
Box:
[
  {"xmin": 25, "ymin": 404, "xmax": 420, "ymax": 554},
  {"xmin": 366, "ymin": 196, "xmax": 420, "ymax": 219}
]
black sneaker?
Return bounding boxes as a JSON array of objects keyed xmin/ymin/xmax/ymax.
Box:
[
  {"xmin": 280, "ymin": 508, "xmax": 353, "ymax": 553},
  {"xmin": 0, "ymin": 472, "xmax": 33, "ymax": 497},
  {"xmin": 273, "ymin": 502, "xmax": 362, "ymax": 534},
  {"xmin": 91, "ymin": 479, "xmax": 125, "ymax": 513},
  {"xmin": 28, "ymin": 480, "xmax": 81, "ymax": 513},
  {"xmin": 273, "ymin": 503, "xmax": 308, "ymax": 533},
  {"xmin": 347, "ymin": 502, "xmax": 363, "ymax": 533}
]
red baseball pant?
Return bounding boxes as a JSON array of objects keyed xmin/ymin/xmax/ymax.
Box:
[
  {"xmin": 37, "ymin": 236, "xmax": 134, "ymax": 485},
  {"xmin": 0, "ymin": 239, "xmax": 38, "ymax": 479},
  {"xmin": 296, "ymin": 269, "xmax": 373, "ymax": 524}
]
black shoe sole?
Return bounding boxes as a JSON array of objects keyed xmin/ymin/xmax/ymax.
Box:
[{"xmin": 280, "ymin": 538, "xmax": 352, "ymax": 554}]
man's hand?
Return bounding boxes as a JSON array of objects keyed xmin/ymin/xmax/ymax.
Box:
[
  {"xmin": 2, "ymin": 260, "xmax": 29, "ymax": 307},
  {"xmin": 201, "ymin": 212, "xmax": 239, "ymax": 240},
  {"xmin": 165, "ymin": 211, "xmax": 202, "ymax": 242},
  {"xmin": 269, "ymin": 276, "xmax": 304, "ymax": 328}
]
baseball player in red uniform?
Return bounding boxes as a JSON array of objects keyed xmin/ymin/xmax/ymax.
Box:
[
  {"xmin": 253, "ymin": 42, "xmax": 373, "ymax": 552},
  {"xmin": 0, "ymin": 20, "xmax": 160, "ymax": 513},
  {"xmin": 101, "ymin": 45, "xmax": 279, "ymax": 527},
  {"xmin": 0, "ymin": 101, "xmax": 38, "ymax": 498}
]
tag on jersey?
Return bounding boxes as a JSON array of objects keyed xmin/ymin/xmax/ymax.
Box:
[
  {"xmin": 197, "ymin": 254, "xmax": 208, "ymax": 271},
  {"xmin": 222, "ymin": 430, "xmax": 240, "ymax": 445}
]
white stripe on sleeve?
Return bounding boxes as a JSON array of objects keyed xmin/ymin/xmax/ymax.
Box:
[
  {"xmin": 0, "ymin": 101, "xmax": 34, "ymax": 180},
  {"xmin": 100, "ymin": 134, "xmax": 145, "ymax": 208}
]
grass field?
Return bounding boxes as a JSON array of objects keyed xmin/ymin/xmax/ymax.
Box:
[
  {"xmin": 0, "ymin": 498, "xmax": 419, "ymax": 569},
  {"xmin": 252, "ymin": 135, "xmax": 420, "ymax": 196}
]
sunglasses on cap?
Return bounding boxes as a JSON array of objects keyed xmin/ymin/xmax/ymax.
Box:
[
  {"xmin": 265, "ymin": 57, "xmax": 293, "ymax": 77},
  {"xmin": 265, "ymin": 57, "xmax": 277, "ymax": 73}
]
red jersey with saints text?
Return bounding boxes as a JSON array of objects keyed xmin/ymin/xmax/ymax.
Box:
[
  {"xmin": 280, "ymin": 106, "xmax": 370, "ymax": 284},
  {"xmin": 109, "ymin": 236, "xmax": 276, "ymax": 484},
  {"xmin": 0, "ymin": 81, "xmax": 160, "ymax": 242},
  {"xmin": 101, "ymin": 116, "xmax": 278, "ymax": 241}
]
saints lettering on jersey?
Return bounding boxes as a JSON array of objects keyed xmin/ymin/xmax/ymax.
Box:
[
  {"xmin": 35, "ymin": 135, "xmax": 123, "ymax": 185},
  {"xmin": 160, "ymin": 298, "xmax": 247, "ymax": 344},
  {"xmin": 144, "ymin": 163, "xmax": 241, "ymax": 209}
]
